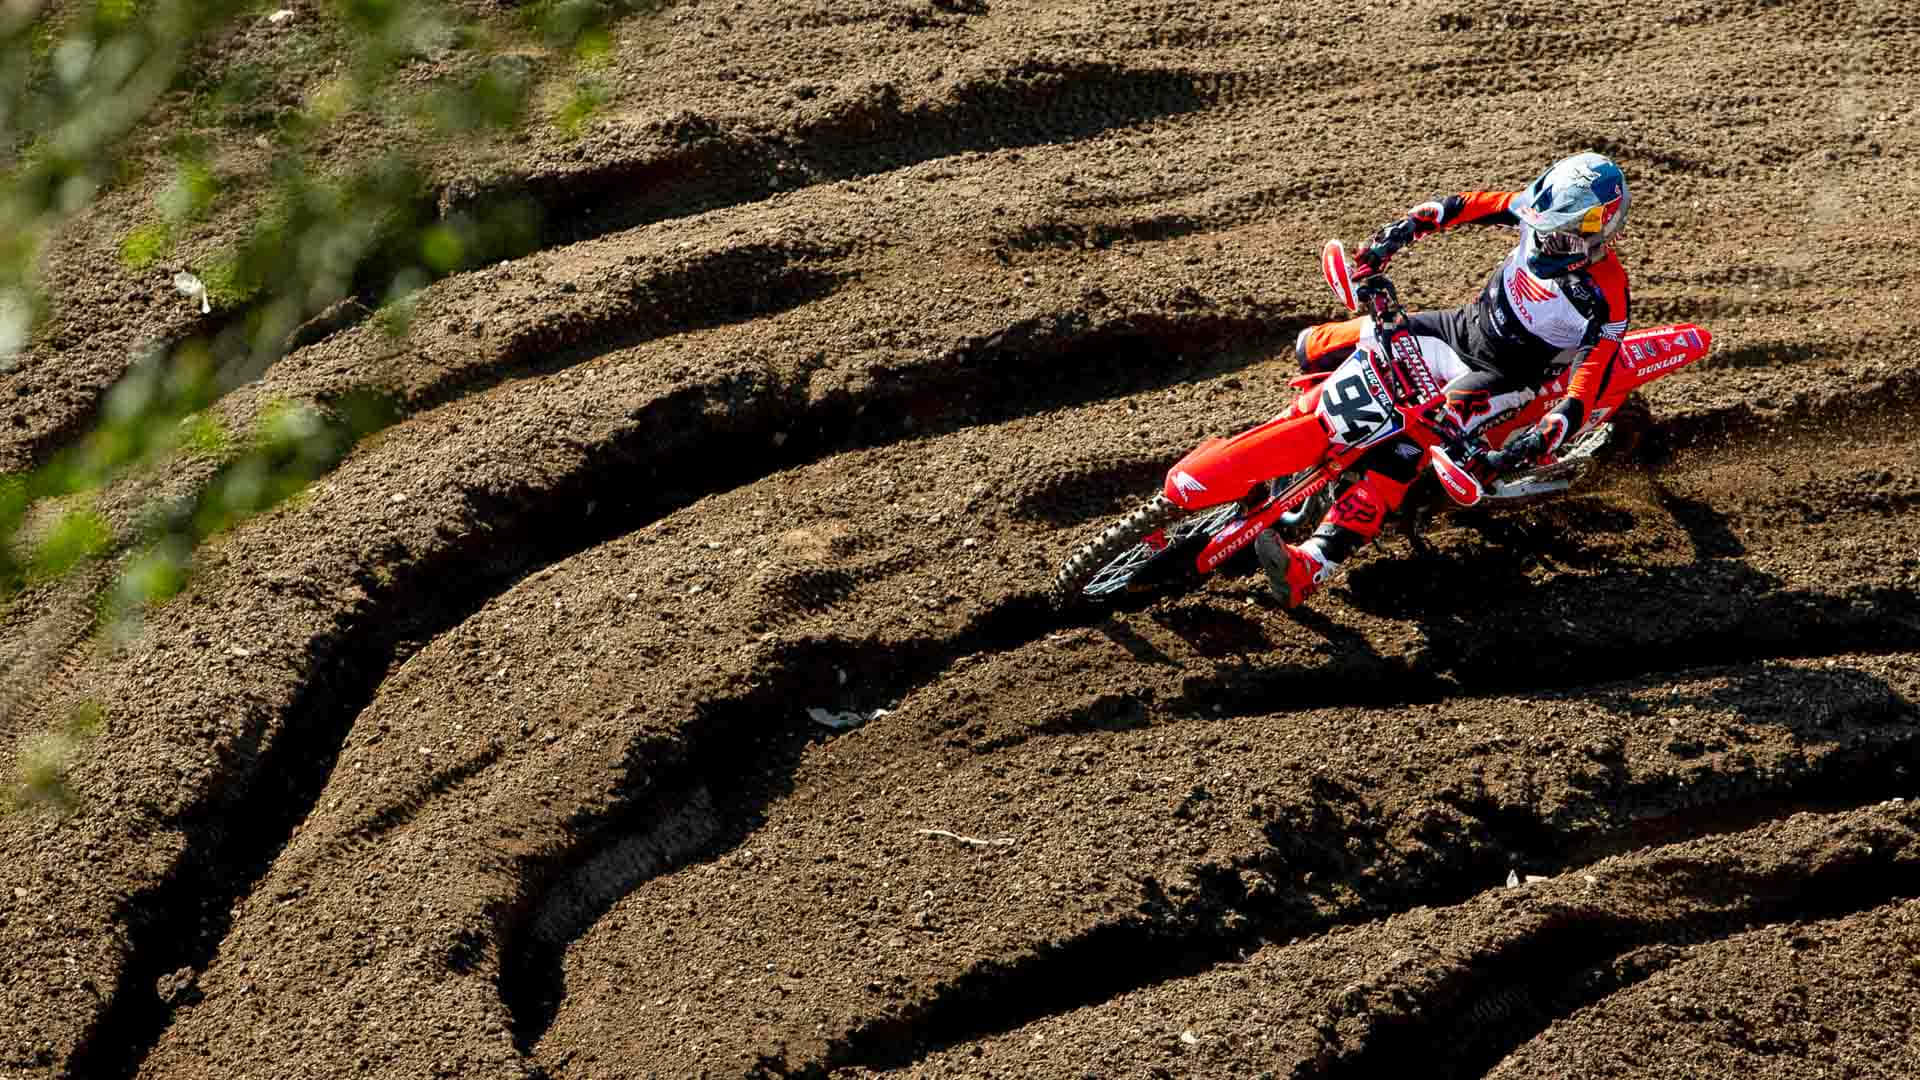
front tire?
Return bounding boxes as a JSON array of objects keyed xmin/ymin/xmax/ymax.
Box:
[{"xmin": 1053, "ymin": 495, "xmax": 1244, "ymax": 603}]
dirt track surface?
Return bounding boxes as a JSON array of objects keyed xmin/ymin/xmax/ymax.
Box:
[{"xmin": 5, "ymin": 1, "xmax": 1920, "ymax": 1077}]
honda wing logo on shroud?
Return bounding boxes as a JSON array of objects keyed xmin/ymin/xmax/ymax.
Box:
[{"xmin": 1172, "ymin": 471, "xmax": 1208, "ymax": 498}]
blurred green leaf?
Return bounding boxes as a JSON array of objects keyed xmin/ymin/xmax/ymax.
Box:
[
  {"xmin": 94, "ymin": 0, "xmax": 138, "ymax": 33},
  {"xmin": 575, "ymin": 27, "xmax": 614, "ymax": 64},
  {"xmin": 116, "ymin": 539, "xmax": 190, "ymax": 608},
  {"xmin": 0, "ymin": 0, "xmax": 684, "ymax": 779},
  {"xmin": 175, "ymin": 411, "xmax": 233, "ymax": 456},
  {"xmin": 118, "ymin": 219, "xmax": 172, "ymax": 269},
  {"xmin": 555, "ymin": 80, "xmax": 607, "ymax": 139},
  {"xmin": 157, "ymin": 156, "xmax": 218, "ymax": 222},
  {"xmin": 333, "ymin": 387, "xmax": 404, "ymax": 441},
  {"xmin": 419, "ymin": 224, "xmax": 464, "ymax": 272},
  {"xmin": 422, "ymin": 59, "xmax": 531, "ymax": 134},
  {"xmin": 30, "ymin": 507, "xmax": 112, "ymax": 580},
  {"xmin": 64, "ymin": 701, "xmax": 104, "ymax": 739},
  {"xmin": 11, "ymin": 731, "xmax": 81, "ymax": 812}
]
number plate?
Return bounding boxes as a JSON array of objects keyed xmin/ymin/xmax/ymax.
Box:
[{"xmin": 1316, "ymin": 351, "xmax": 1402, "ymax": 447}]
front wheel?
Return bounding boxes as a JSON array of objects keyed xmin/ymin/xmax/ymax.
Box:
[{"xmin": 1052, "ymin": 495, "xmax": 1244, "ymax": 602}]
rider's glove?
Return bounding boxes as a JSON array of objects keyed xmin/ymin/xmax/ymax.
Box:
[
  {"xmin": 1352, "ymin": 272, "xmax": 1398, "ymax": 312},
  {"xmin": 1489, "ymin": 409, "xmax": 1572, "ymax": 472},
  {"xmin": 1354, "ymin": 201, "xmax": 1446, "ymax": 274},
  {"xmin": 1404, "ymin": 200, "xmax": 1446, "ymax": 239},
  {"xmin": 1533, "ymin": 407, "xmax": 1572, "ymax": 456}
]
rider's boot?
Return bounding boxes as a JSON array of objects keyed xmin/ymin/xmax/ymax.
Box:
[
  {"xmin": 1295, "ymin": 317, "xmax": 1367, "ymax": 374},
  {"xmin": 1255, "ymin": 468, "xmax": 1409, "ymax": 608},
  {"xmin": 1256, "ymin": 529, "xmax": 1336, "ymax": 608}
]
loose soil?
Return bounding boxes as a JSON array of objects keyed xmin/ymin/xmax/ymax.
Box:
[{"xmin": 4, "ymin": 0, "xmax": 1920, "ymax": 1077}]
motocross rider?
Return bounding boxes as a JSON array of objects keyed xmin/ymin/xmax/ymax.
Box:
[{"xmin": 1256, "ymin": 150, "xmax": 1632, "ymax": 607}]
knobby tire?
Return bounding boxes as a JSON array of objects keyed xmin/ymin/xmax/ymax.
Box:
[{"xmin": 1052, "ymin": 494, "xmax": 1189, "ymax": 602}]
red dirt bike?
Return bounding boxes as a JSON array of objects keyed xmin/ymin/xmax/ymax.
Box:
[{"xmin": 1052, "ymin": 240, "xmax": 1713, "ymax": 601}]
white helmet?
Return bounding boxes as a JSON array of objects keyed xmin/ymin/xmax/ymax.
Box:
[{"xmin": 1511, "ymin": 152, "xmax": 1629, "ymax": 277}]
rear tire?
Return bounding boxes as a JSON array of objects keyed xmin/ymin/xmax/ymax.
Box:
[{"xmin": 1602, "ymin": 393, "xmax": 1653, "ymax": 465}]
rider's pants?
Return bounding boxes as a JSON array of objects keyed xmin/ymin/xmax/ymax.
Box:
[{"xmin": 1295, "ymin": 307, "xmax": 1543, "ymax": 565}]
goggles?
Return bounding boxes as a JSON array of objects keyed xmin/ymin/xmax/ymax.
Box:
[{"xmin": 1534, "ymin": 228, "xmax": 1588, "ymax": 257}]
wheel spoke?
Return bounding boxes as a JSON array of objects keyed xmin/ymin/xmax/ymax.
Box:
[{"xmin": 1080, "ymin": 504, "xmax": 1241, "ymax": 596}]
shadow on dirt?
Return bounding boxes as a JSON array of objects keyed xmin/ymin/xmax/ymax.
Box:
[
  {"xmin": 498, "ymin": 707, "xmax": 821, "ymax": 1053},
  {"xmin": 1596, "ymin": 662, "xmax": 1915, "ymax": 730},
  {"xmin": 1337, "ymin": 479, "xmax": 1920, "ymax": 691},
  {"xmin": 1651, "ymin": 484, "xmax": 1746, "ymax": 558},
  {"xmin": 1008, "ymin": 456, "xmax": 1177, "ymax": 528},
  {"xmin": 1103, "ymin": 472, "xmax": 1920, "ymax": 744},
  {"xmin": 514, "ymin": 62, "xmax": 1228, "ymax": 247},
  {"xmin": 1149, "ymin": 604, "xmax": 1274, "ymax": 658}
]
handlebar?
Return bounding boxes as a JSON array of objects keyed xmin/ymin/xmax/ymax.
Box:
[{"xmin": 1324, "ymin": 237, "xmax": 1542, "ymax": 481}]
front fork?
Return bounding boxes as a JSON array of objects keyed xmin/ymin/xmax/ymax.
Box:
[{"xmin": 1193, "ymin": 456, "xmax": 1352, "ymax": 574}]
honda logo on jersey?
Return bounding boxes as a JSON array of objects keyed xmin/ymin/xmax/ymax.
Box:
[{"xmin": 1508, "ymin": 267, "xmax": 1557, "ymax": 304}]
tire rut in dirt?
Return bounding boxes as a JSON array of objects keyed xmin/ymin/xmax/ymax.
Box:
[
  {"xmin": 128, "ymin": 351, "xmax": 1326, "ymax": 1075},
  {"xmin": 496, "ymin": 602, "xmax": 1055, "ymax": 1052},
  {"xmin": 1483, "ymin": 897, "xmax": 1920, "ymax": 1077},
  {"xmin": 396, "ymin": 241, "xmax": 856, "ymax": 416},
  {"xmin": 529, "ymin": 642, "xmax": 1919, "ymax": 1075},
  {"xmin": 1305, "ymin": 806, "xmax": 1920, "ymax": 1080},
  {"xmin": 103, "ymin": 204, "xmax": 1315, "ymax": 586},
  {"xmin": 44, "ymin": 383, "xmax": 880, "ymax": 1076},
  {"xmin": 60, "ymin": 387, "xmax": 836, "ymax": 1079},
  {"xmin": 526, "ymin": 542, "xmax": 1920, "ymax": 1066},
  {"xmin": 1177, "ymin": 575, "xmax": 1920, "ymax": 723},
  {"xmin": 811, "ymin": 713, "xmax": 1920, "ymax": 1076},
  {"xmin": 1649, "ymin": 365, "xmax": 1920, "ymax": 463},
  {"xmin": 490, "ymin": 60, "xmax": 1250, "ymax": 249},
  {"xmin": 8, "ymin": 52, "xmax": 1233, "ymax": 473},
  {"xmin": 889, "ymin": 802, "xmax": 1920, "ymax": 1078}
]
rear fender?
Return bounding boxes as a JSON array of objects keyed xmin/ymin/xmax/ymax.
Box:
[
  {"xmin": 1482, "ymin": 392, "xmax": 1553, "ymax": 452},
  {"xmin": 1164, "ymin": 411, "xmax": 1328, "ymax": 510},
  {"xmin": 1606, "ymin": 324, "xmax": 1712, "ymax": 400}
]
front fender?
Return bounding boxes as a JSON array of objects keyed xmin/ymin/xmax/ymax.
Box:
[
  {"xmin": 1291, "ymin": 372, "xmax": 1329, "ymax": 416},
  {"xmin": 1163, "ymin": 411, "xmax": 1329, "ymax": 509}
]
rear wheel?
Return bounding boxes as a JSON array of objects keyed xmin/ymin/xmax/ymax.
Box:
[
  {"xmin": 1053, "ymin": 495, "xmax": 1243, "ymax": 602},
  {"xmin": 1463, "ymin": 393, "xmax": 1658, "ymax": 509},
  {"xmin": 1599, "ymin": 393, "xmax": 1653, "ymax": 464}
]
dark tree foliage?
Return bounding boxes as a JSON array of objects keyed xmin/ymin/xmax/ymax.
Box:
[{"xmin": 0, "ymin": 0, "xmax": 656, "ymax": 807}]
